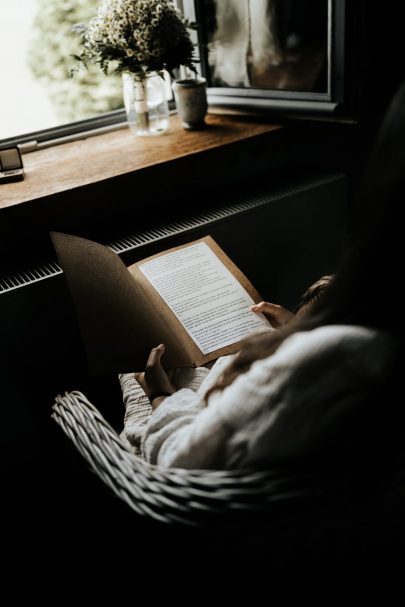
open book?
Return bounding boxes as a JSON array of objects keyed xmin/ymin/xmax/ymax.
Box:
[{"xmin": 52, "ymin": 232, "xmax": 270, "ymax": 373}]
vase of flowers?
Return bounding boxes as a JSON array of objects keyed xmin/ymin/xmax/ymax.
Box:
[
  {"xmin": 122, "ymin": 70, "xmax": 169, "ymax": 136},
  {"xmin": 73, "ymin": 0, "xmax": 196, "ymax": 136}
]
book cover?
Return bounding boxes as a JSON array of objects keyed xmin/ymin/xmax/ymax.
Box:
[{"xmin": 52, "ymin": 232, "xmax": 269, "ymax": 374}]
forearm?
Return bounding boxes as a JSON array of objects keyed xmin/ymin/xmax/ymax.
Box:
[
  {"xmin": 141, "ymin": 388, "xmax": 209, "ymax": 465},
  {"xmin": 141, "ymin": 351, "xmax": 290, "ymax": 469}
]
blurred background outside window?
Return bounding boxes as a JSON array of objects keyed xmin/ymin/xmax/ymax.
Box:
[{"xmin": 0, "ymin": 0, "xmax": 123, "ymax": 141}]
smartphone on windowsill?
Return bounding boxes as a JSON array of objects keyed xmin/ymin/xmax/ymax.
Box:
[{"xmin": 0, "ymin": 147, "xmax": 24, "ymax": 183}]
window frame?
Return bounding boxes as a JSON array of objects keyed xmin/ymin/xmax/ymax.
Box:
[
  {"xmin": 0, "ymin": 109, "xmax": 127, "ymax": 150},
  {"xmin": 180, "ymin": 0, "xmax": 350, "ymax": 118}
]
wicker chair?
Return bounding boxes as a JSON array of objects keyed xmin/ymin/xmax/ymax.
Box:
[
  {"xmin": 51, "ymin": 388, "xmax": 405, "ymax": 603},
  {"xmin": 52, "ymin": 390, "xmax": 385, "ymax": 528}
]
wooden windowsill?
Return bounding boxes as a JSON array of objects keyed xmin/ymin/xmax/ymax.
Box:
[{"xmin": 0, "ymin": 114, "xmax": 282, "ymax": 211}]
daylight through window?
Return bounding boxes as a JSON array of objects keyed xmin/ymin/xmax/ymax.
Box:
[{"xmin": 0, "ymin": 0, "xmax": 123, "ymax": 142}]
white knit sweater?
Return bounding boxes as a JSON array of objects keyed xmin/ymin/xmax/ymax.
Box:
[{"xmin": 119, "ymin": 325, "xmax": 395, "ymax": 469}]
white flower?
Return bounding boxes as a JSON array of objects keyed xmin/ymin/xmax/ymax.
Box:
[{"xmin": 75, "ymin": 0, "xmax": 196, "ymax": 77}]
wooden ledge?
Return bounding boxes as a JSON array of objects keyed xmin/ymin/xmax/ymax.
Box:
[{"xmin": 0, "ymin": 114, "xmax": 282, "ymax": 210}]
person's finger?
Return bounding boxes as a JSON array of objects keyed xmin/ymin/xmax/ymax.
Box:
[
  {"xmin": 146, "ymin": 344, "xmax": 165, "ymax": 368},
  {"xmin": 251, "ymin": 301, "xmax": 276, "ymax": 313},
  {"xmin": 250, "ymin": 301, "xmax": 294, "ymax": 326}
]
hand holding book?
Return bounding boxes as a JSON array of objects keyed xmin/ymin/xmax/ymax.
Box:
[
  {"xmin": 52, "ymin": 232, "xmax": 271, "ymax": 374},
  {"xmin": 134, "ymin": 343, "xmax": 176, "ymax": 408}
]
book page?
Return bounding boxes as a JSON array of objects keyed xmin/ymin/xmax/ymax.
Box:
[{"xmin": 139, "ymin": 241, "xmax": 270, "ymax": 355}]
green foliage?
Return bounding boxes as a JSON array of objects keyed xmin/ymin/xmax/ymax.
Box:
[{"xmin": 28, "ymin": 0, "xmax": 122, "ymax": 122}]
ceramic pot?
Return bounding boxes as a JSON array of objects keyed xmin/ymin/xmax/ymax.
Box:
[{"xmin": 172, "ymin": 77, "xmax": 208, "ymax": 130}]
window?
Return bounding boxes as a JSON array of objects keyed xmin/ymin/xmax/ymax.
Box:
[
  {"xmin": 182, "ymin": 0, "xmax": 352, "ymax": 118},
  {"xmin": 0, "ymin": 0, "xmax": 124, "ymax": 145}
]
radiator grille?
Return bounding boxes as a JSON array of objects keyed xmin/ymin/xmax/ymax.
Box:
[
  {"xmin": 0, "ymin": 173, "xmax": 341, "ymax": 295},
  {"xmin": 107, "ymin": 174, "xmax": 339, "ymax": 254},
  {"xmin": 0, "ymin": 261, "xmax": 62, "ymax": 294}
]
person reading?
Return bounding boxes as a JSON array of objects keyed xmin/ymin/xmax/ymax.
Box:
[
  {"xmin": 119, "ymin": 81, "xmax": 405, "ymax": 470},
  {"xmin": 119, "ymin": 274, "xmax": 340, "ymax": 464}
]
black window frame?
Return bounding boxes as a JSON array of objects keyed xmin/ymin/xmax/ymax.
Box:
[
  {"xmin": 178, "ymin": 0, "xmax": 362, "ymax": 119},
  {"xmin": 0, "ymin": 109, "xmax": 129, "ymax": 150}
]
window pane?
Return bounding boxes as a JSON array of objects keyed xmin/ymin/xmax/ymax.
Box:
[
  {"xmin": 199, "ymin": 0, "xmax": 328, "ymax": 93},
  {"xmin": 0, "ymin": 0, "xmax": 123, "ymax": 141}
]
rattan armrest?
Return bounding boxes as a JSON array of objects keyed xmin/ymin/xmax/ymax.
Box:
[{"xmin": 52, "ymin": 391, "xmax": 347, "ymax": 526}]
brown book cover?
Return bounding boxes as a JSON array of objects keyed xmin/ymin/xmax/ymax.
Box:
[{"xmin": 52, "ymin": 232, "xmax": 268, "ymax": 374}]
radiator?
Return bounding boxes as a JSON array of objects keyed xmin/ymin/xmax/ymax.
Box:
[{"xmin": 0, "ymin": 172, "xmax": 346, "ymax": 299}]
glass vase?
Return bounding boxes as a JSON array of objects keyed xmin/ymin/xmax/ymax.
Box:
[{"xmin": 122, "ymin": 71, "xmax": 169, "ymax": 136}]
